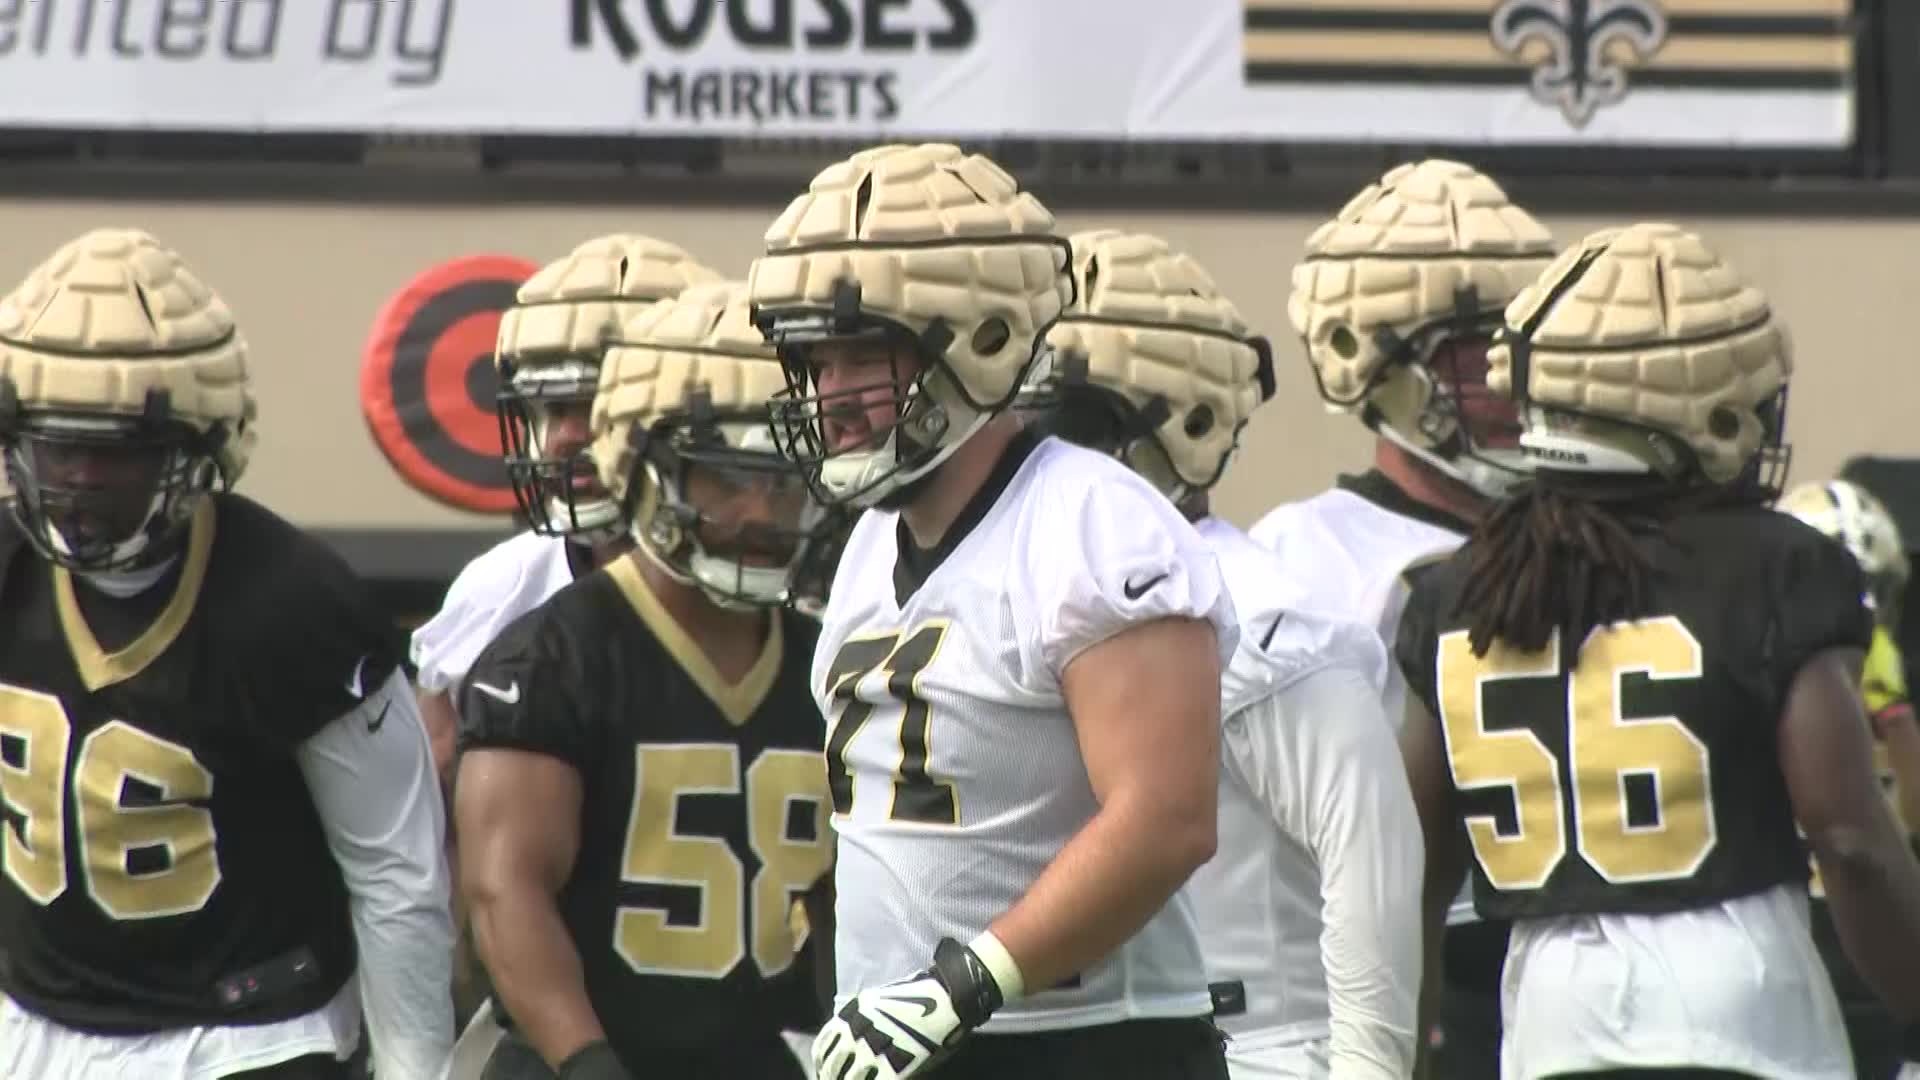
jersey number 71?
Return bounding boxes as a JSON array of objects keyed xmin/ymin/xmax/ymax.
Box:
[{"xmin": 822, "ymin": 622, "xmax": 958, "ymax": 826}]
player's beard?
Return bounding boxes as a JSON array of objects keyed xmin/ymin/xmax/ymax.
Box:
[
  {"xmin": 874, "ymin": 466, "xmax": 938, "ymax": 512},
  {"xmin": 697, "ymin": 519, "xmax": 804, "ymax": 569}
]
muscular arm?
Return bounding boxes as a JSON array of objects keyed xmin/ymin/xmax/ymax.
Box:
[
  {"xmin": 455, "ymin": 747, "xmax": 605, "ymax": 1066},
  {"xmin": 1399, "ymin": 691, "xmax": 1467, "ymax": 1079},
  {"xmin": 1782, "ymin": 648, "xmax": 1920, "ymax": 1021},
  {"xmin": 414, "ymin": 684, "xmax": 491, "ymax": 1022},
  {"xmin": 417, "ymin": 687, "xmax": 460, "ymax": 794},
  {"xmin": 296, "ymin": 671, "xmax": 456, "ymax": 1080},
  {"xmin": 985, "ymin": 615, "xmax": 1221, "ymax": 996},
  {"xmin": 1237, "ymin": 667, "xmax": 1422, "ymax": 1078}
]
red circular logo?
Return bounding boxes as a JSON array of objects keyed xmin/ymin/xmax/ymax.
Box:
[{"xmin": 359, "ymin": 255, "xmax": 539, "ymax": 514}]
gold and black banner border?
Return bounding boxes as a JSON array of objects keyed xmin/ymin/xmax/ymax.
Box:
[{"xmin": 1243, "ymin": 0, "xmax": 1853, "ymax": 91}]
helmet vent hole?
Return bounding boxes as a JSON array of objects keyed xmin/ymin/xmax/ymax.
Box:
[
  {"xmin": 971, "ymin": 317, "xmax": 1010, "ymax": 357},
  {"xmin": 853, "ymin": 174, "xmax": 875, "ymax": 235},
  {"xmin": 1184, "ymin": 404, "xmax": 1215, "ymax": 439},
  {"xmin": 1329, "ymin": 325, "xmax": 1359, "ymax": 359},
  {"xmin": 1708, "ymin": 406, "xmax": 1740, "ymax": 439},
  {"xmin": 133, "ymin": 285, "xmax": 156, "ymax": 330},
  {"xmin": 1084, "ymin": 256, "xmax": 1101, "ymax": 302},
  {"xmin": 1652, "ymin": 256, "xmax": 1670, "ymax": 331}
]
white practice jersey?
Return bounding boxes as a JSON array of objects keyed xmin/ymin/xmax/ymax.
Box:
[
  {"xmin": 1247, "ymin": 472, "xmax": 1467, "ymax": 732},
  {"xmin": 1189, "ymin": 517, "xmax": 1421, "ymax": 1079},
  {"xmin": 817, "ymin": 433, "xmax": 1239, "ymax": 1034},
  {"xmin": 410, "ymin": 531, "xmax": 578, "ymax": 695},
  {"xmin": 1250, "ymin": 473, "xmax": 1478, "ymax": 929}
]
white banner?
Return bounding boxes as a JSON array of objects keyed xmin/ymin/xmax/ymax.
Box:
[{"xmin": 0, "ymin": 0, "xmax": 1855, "ymax": 148}]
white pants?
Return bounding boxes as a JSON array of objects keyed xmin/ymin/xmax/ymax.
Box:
[
  {"xmin": 1224, "ymin": 1035, "xmax": 1330, "ymax": 1079},
  {"xmin": 1501, "ymin": 884, "xmax": 1852, "ymax": 1080},
  {"xmin": 0, "ymin": 980, "xmax": 360, "ymax": 1080}
]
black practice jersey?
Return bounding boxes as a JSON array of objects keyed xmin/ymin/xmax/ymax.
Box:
[
  {"xmin": 1396, "ymin": 506, "xmax": 1871, "ymax": 920},
  {"xmin": 458, "ymin": 556, "xmax": 832, "ymax": 1069},
  {"xmin": 0, "ymin": 495, "xmax": 403, "ymax": 1033}
]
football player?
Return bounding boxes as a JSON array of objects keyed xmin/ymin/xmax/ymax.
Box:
[
  {"xmin": 1250, "ymin": 158, "xmax": 1557, "ymax": 1077},
  {"xmin": 413, "ymin": 235, "xmax": 723, "ymax": 1064},
  {"xmin": 1780, "ymin": 479, "xmax": 1920, "ymax": 1079},
  {"xmin": 411, "ymin": 234, "xmax": 722, "ymax": 782},
  {"xmin": 0, "ymin": 229, "xmax": 453, "ymax": 1079},
  {"xmin": 750, "ymin": 143, "xmax": 1238, "ymax": 1080},
  {"xmin": 1024, "ymin": 229, "xmax": 1424, "ymax": 1078},
  {"xmin": 454, "ymin": 281, "xmax": 835, "ymax": 1080},
  {"xmin": 1395, "ymin": 222, "xmax": 1920, "ymax": 1078}
]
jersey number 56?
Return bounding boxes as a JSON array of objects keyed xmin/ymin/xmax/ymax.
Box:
[{"xmin": 1437, "ymin": 617, "xmax": 1716, "ymax": 889}]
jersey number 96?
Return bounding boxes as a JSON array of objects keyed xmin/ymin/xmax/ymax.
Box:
[{"xmin": 0, "ymin": 684, "xmax": 220, "ymax": 920}]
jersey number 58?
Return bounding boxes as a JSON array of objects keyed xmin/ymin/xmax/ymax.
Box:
[{"xmin": 617, "ymin": 744, "xmax": 832, "ymax": 981}]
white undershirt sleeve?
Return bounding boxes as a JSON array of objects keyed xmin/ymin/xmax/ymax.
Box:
[
  {"xmin": 295, "ymin": 668, "xmax": 455, "ymax": 1080},
  {"xmin": 1226, "ymin": 664, "xmax": 1423, "ymax": 1079}
]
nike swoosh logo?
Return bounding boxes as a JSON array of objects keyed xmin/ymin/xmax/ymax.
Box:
[
  {"xmin": 1260, "ymin": 612, "xmax": 1285, "ymax": 651},
  {"xmin": 344, "ymin": 655, "xmax": 368, "ymax": 699},
  {"xmin": 1122, "ymin": 572, "xmax": 1168, "ymax": 601},
  {"xmin": 892, "ymin": 995, "xmax": 940, "ymax": 1018},
  {"xmin": 879, "ymin": 997, "xmax": 946, "ymax": 1053},
  {"xmin": 472, "ymin": 680, "xmax": 521, "ymax": 705},
  {"xmin": 367, "ymin": 701, "xmax": 391, "ymax": 734}
]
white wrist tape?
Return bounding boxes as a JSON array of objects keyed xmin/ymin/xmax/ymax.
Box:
[{"xmin": 967, "ymin": 929, "xmax": 1026, "ymax": 1003}]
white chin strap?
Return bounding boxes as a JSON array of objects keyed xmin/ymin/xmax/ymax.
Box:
[
  {"xmin": 47, "ymin": 484, "xmax": 172, "ymax": 573},
  {"xmin": 546, "ymin": 494, "xmax": 624, "ymax": 544},
  {"xmin": 74, "ymin": 555, "xmax": 180, "ymax": 598},
  {"xmin": 690, "ymin": 553, "xmax": 793, "ymax": 610},
  {"xmin": 1378, "ymin": 422, "xmax": 1531, "ymax": 499},
  {"xmin": 630, "ymin": 510, "xmax": 798, "ymax": 611},
  {"xmin": 820, "ymin": 402, "xmax": 993, "ymax": 509}
]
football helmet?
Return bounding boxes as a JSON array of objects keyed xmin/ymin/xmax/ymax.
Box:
[
  {"xmin": 1291, "ymin": 159, "xmax": 1556, "ymax": 497},
  {"xmin": 1023, "ymin": 229, "xmax": 1275, "ymax": 503},
  {"xmin": 748, "ymin": 143, "xmax": 1073, "ymax": 509},
  {"xmin": 0, "ymin": 228, "xmax": 256, "ymax": 573},
  {"xmin": 1487, "ymin": 222, "xmax": 1792, "ymax": 498},
  {"xmin": 1780, "ymin": 479, "xmax": 1908, "ymax": 623},
  {"xmin": 790, "ymin": 507, "xmax": 855, "ymax": 619},
  {"xmin": 591, "ymin": 281, "xmax": 824, "ymax": 609},
  {"xmin": 496, "ymin": 233, "xmax": 722, "ymax": 542}
]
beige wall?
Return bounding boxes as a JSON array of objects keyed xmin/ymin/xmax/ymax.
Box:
[{"xmin": 0, "ymin": 196, "xmax": 1912, "ymax": 531}]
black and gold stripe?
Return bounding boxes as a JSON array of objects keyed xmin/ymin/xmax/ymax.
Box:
[{"xmin": 1243, "ymin": 0, "xmax": 1853, "ymax": 91}]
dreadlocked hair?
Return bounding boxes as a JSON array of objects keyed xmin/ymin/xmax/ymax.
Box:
[{"xmin": 1455, "ymin": 473, "xmax": 1764, "ymax": 662}]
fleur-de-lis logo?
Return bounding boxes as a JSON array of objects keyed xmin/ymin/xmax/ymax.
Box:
[{"xmin": 1492, "ymin": 0, "xmax": 1668, "ymax": 128}]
